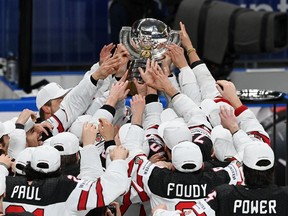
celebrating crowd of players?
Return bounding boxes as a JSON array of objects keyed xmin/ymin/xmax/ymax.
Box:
[{"xmin": 0, "ymin": 22, "xmax": 286, "ymax": 216}]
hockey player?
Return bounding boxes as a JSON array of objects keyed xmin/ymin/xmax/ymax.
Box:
[
  {"xmin": 152, "ymin": 143, "xmax": 283, "ymax": 216},
  {"xmin": 36, "ymin": 51, "xmax": 122, "ymax": 135},
  {"xmin": 0, "ymin": 123, "xmax": 130, "ymax": 216}
]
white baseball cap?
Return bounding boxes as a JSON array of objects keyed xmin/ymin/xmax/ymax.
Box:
[
  {"xmin": 243, "ymin": 143, "xmax": 274, "ymax": 171},
  {"xmin": 36, "ymin": 82, "xmax": 71, "ymax": 110},
  {"xmin": 211, "ymin": 125, "xmax": 238, "ymax": 162},
  {"xmin": 50, "ymin": 132, "xmax": 80, "ymax": 155},
  {"xmin": 118, "ymin": 123, "xmax": 131, "ymax": 143},
  {"xmin": 15, "ymin": 147, "xmax": 36, "ymax": 175},
  {"xmin": 69, "ymin": 115, "xmax": 92, "ymax": 142},
  {"xmin": 172, "ymin": 141, "xmax": 203, "ymax": 172},
  {"xmin": 0, "ymin": 120, "xmax": 15, "ymax": 138},
  {"xmin": 158, "ymin": 120, "xmax": 191, "ymax": 150},
  {"xmin": 31, "ymin": 145, "xmax": 61, "ymax": 173},
  {"xmin": 160, "ymin": 108, "xmax": 184, "ymax": 123}
]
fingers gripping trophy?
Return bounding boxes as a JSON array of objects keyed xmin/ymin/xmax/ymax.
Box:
[{"xmin": 120, "ymin": 18, "xmax": 180, "ymax": 95}]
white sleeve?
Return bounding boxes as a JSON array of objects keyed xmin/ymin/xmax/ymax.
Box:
[
  {"xmin": 191, "ymin": 199, "xmax": 216, "ymax": 216},
  {"xmin": 232, "ymin": 129, "xmax": 255, "ymax": 157},
  {"xmin": 113, "ymin": 99, "xmax": 128, "ymax": 126},
  {"xmin": 172, "ymin": 94, "xmax": 212, "ymax": 130},
  {"xmin": 165, "ymin": 75, "xmax": 181, "ymax": 108},
  {"xmin": 192, "ymin": 63, "xmax": 220, "ymax": 100},
  {"xmin": 143, "ymin": 102, "xmax": 163, "ymax": 130},
  {"xmin": 237, "ymin": 108, "xmax": 270, "ymax": 143},
  {"xmin": 178, "ymin": 66, "xmax": 202, "ymax": 106},
  {"xmin": 85, "ymin": 91, "xmax": 110, "ymax": 116},
  {"xmin": 48, "ymin": 77, "xmax": 98, "ymax": 135},
  {"xmin": 7, "ymin": 128, "xmax": 26, "ymax": 159},
  {"xmin": 0, "ymin": 165, "xmax": 8, "ymax": 196},
  {"xmin": 66, "ymin": 159, "xmax": 129, "ymax": 213},
  {"xmin": 77, "ymin": 145, "xmax": 104, "ymax": 180}
]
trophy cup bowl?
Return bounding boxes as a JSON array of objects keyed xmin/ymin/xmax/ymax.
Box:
[{"xmin": 120, "ymin": 18, "xmax": 180, "ymax": 95}]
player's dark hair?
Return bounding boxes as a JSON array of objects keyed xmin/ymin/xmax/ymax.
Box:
[
  {"xmin": 85, "ymin": 206, "xmax": 106, "ymax": 216},
  {"xmin": 0, "ymin": 136, "xmax": 3, "ymax": 143},
  {"xmin": 243, "ymin": 164, "xmax": 274, "ymax": 187},
  {"xmin": 60, "ymin": 153, "xmax": 78, "ymax": 168},
  {"xmin": 25, "ymin": 162, "xmax": 61, "ymax": 181},
  {"xmin": 39, "ymin": 100, "xmax": 52, "ymax": 120}
]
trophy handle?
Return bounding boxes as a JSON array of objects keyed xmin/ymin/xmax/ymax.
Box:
[
  {"xmin": 168, "ymin": 30, "xmax": 181, "ymax": 46},
  {"xmin": 119, "ymin": 27, "xmax": 140, "ymax": 59}
]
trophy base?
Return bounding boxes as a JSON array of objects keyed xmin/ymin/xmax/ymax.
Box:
[{"xmin": 127, "ymin": 59, "xmax": 146, "ymax": 96}]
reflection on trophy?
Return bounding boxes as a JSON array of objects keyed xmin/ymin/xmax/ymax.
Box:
[{"xmin": 120, "ymin": 18, "xmax": 180, "ymax": 95}]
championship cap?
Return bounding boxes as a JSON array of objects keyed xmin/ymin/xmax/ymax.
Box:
[
  {"xmin": 158, "ymin": 120, "xmax": 191, "ymax": 150},
  {"xmin": 211, "ymin": 125, "xmax": 238, "ymax": 162},
  {"xmin": 36, "ymin": 82, "xmax": 71, "ymax": 110},
  {"xmin": 243, "ymin": 143, "xmax": 274, "ymax": 171},
  {"xmin": 200, "ymin": 99, "xmax": 221, "ymax": 127},
  {"xmin": 15, "ymin": 147, "xmax": 35, "ymax": 175},
  {"xmin": 0, "ymin": 120, "xmax": 15, "ymax": 138},
  {"xmin": 69, "ymin": 115, "xmax": 92, "ymax": 142},
  {"xmin": 50, "ymin": 132, "xmax": 80, "ymax": 155},
  {"xmin": 160, "ymin": 108, "xmax": 184, "ymax": 123},
  {"xmin": 31, "ymin": 145, "xmax": 61, "ymax": 173},
  {"xmin": 118, "ymin": 123, "xmax": 131, "ymax": 143},
  {"xmin": 172, "ymin": 141, "xmax": 203, "ymax": 172}
]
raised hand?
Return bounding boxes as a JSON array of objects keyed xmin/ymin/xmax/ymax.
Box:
[
  {"xmin": 166, "ymin": 43, "xmax": 188, "ymax": 69},
  {"xmin": 98, "ymin": 118, "xmax": 115, "ymax": 141},
  {"xmin": 0, "ymin": 154, "xmax": 13, "ymax": 169},
  {"xmin": 179, "ymin": 21, "xmax": 193, "ymax": 51},
  {"xmin": 216, "ymin": 80, "xmax": 242, "ymax": 109},
  {"xmin": 133, "ymin": 78, "xmax": 147, "ymax": 97},
  {"xmin": 219, "ymin": 106, "xmax": 239, "ymax": 134},
  {"xmin": 130, "ymin": 94, "xmax": 146, "ymax": 125},
  {"xmin": 114, "ymin": 43, "xmax": 131, "ymax": 78},
  {"xmin": 109, "ymin": 145, "xmax": 129, "ymax": 160},
  {"xmin": 16, "ymin": 109, "xmax": 37, "ymax": 125},
  {"xmin": 139, "ymin": 59, "xmax": 178, "ymax": 97},
  {"xmin": 110, "ymin": 80, "xmax": 130, "ymax": 101},
  {"xmin": 161, "ymin": 53, "xmax": 172, "ymax": 76},
  {"xmin": 92, "ymin": 54, "xmax": 121, "ymax": 80},
  {"xmin": 82, "ymin": 122, "xmax": 98, "ymax": 146},
  {"xmin": 99, "ymin": 43, "xmax": 115, "ymax": 66}
]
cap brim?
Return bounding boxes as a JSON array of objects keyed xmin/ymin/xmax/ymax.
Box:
[
  {"xmin": 3, "ymin": 120, "xmax": 16, "ymax": 135},
  {"xmin": 52, "ymin": 88, "xmax": 71, "ymax": 100}
]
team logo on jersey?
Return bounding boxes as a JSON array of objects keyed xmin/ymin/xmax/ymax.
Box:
[
  {"xmin": 134, "ymin": 156, "xmax": 144, "ymax": 165},
  {"xmin": 95, "ymin": 132, "xmax": 104, "ymax": 143}
]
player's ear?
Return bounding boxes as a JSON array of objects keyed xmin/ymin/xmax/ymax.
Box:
[{"xmin": 42, "ymin": 105, "xmax": 52, "ymax": 114}]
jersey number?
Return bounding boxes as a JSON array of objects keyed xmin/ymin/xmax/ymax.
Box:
[
  {"xmin": 6, "ymin": 205, "xmax": 44, "ymax": 216},
  {"xmin": 192, "ymin": 134, "xmax": 205, "ymax": 144},
  {"xmin": 175, "ymin": 201, "xmax": 208, "ymax": 216}
]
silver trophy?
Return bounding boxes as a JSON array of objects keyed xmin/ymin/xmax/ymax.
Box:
[{"xmin": 120, "ymin": 18, "xmax": 180, "ymax": 94}]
